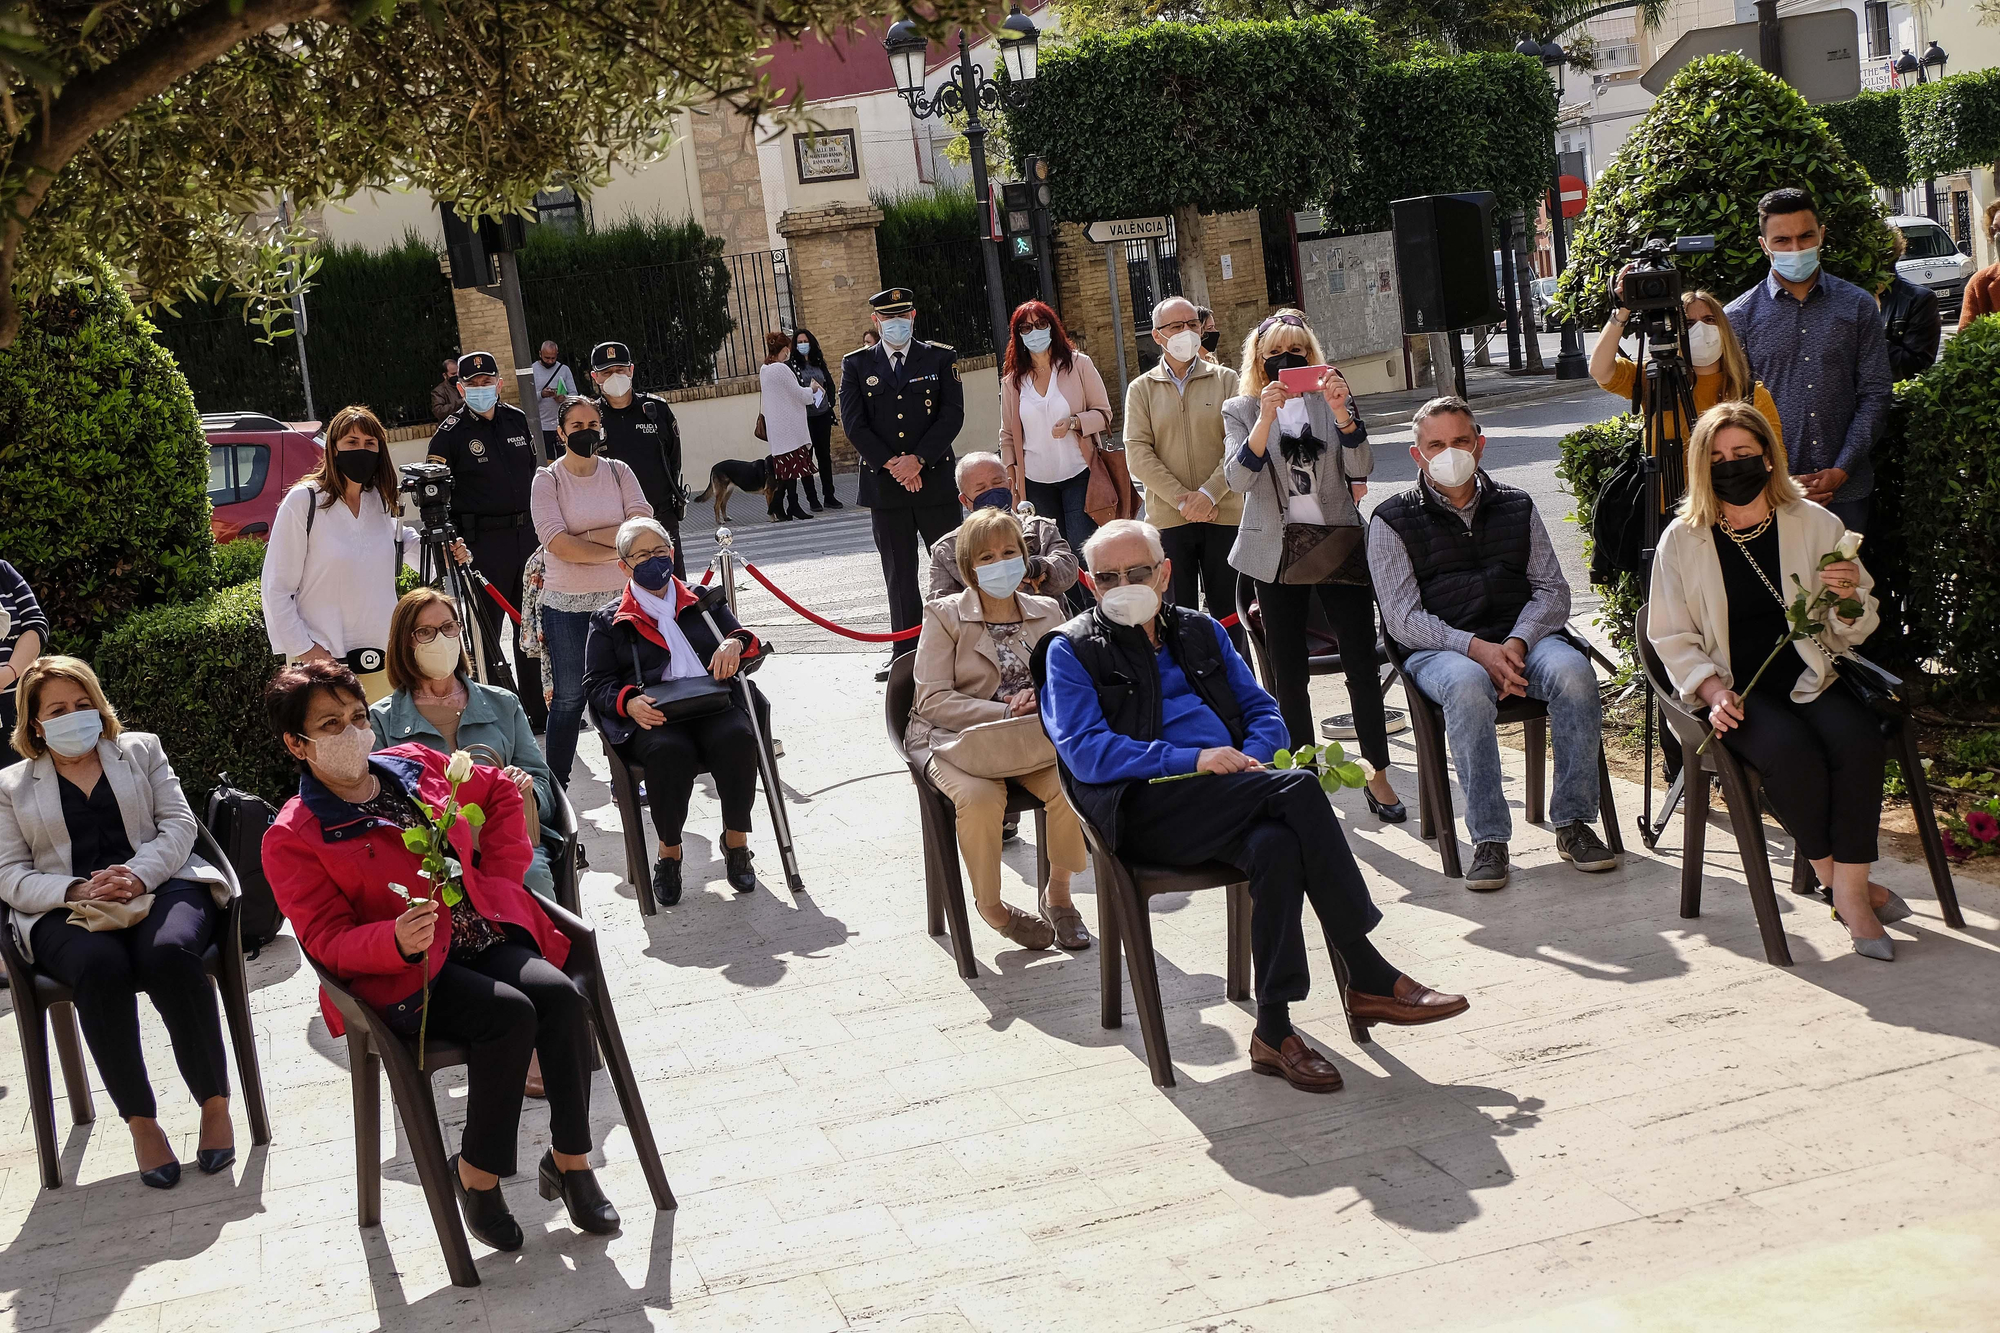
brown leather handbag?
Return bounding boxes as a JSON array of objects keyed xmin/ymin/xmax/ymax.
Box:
[
  {"xmin": 1084, "ymin": 438, "xmax": 1142, "ymax": 525},
  {"xmin": 1266, "ymin": 452, "xmax": 1364, "ymax": 585}
]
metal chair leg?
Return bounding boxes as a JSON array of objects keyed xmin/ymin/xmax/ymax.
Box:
[
  {"xmin": 50, "ymin": 1001, "xmax": 93, "ymax": 1126},
  {"xmin": 348, "ymin": 1032, "xmax": 381, "ymax": 1228},
  {"xmin": 1899, "ymin": 721, "xmax": 1965, "ymax": 928}
]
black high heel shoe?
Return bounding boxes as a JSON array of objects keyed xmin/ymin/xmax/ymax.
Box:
[
  {"xmin": 196, "ymin": 1146, "xmax": 236, "ymax": 1174},
  {"xmin": 1364, "ymin": 787, "xmax": 1408, "ymax": 824},
  {"xmin": 451, "ymin": 1153, "xmax": 524, "ymax": 1251},
  {"xmin": 538, "ymin": 1150, "xmax": 621, "ymax": 1234},
  {"xmin": 139, "ymin": 1159, "xmax": 181, "ymax": 1190}
]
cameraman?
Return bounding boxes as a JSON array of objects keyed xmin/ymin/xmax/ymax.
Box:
[
  {"xmin": 263, "ymin": 405, "xmax": 419, "ymax": 703},
  {"xmin": 590, "ymin": 341, "xmax": 687, "ymax": 578},
  {"xmin": 428, "ymin": 351, "xmax": 548, "ymax": 730},
  {"xmin": 1591, "ymin": 274, "xmax": 1782, "ymax": 447}
]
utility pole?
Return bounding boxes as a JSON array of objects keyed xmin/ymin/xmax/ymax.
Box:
[
  {"xmin": 278, "ymin": 194, "xmax": 316, "ymax": 423},
  {"xmin": 494, "ymin": 249, "xmax": 542, "ymax": 459}
]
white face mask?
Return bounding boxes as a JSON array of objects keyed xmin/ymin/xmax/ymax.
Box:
[
  {"xmin": 1425, "ymin": 445, "xmax": 1478, "ymax": 489},
  {"xmin": 1165, "ymin": 330, "xmax": 1201, "ymax": 363},
  {"xmin": 1099, "ymin": 583, "xmax": 1162, "ymax": 627},
  {"xmin": 414, "ymin": 636, "xmax": 462, "ymax": 681},
  {"xmin": 307, "ymin": 724, "xmax": 375, "ymax": 786},
  {"xmin": 1686, "ymin": 321, "xmax": 1724, "ymax": 367},
  {"xmin": 600, "ymin": 373, "xmax": 633, "ymax": 398}
]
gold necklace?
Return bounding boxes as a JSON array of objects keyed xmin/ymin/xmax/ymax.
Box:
[{"xmin": 1723, "ymin": 511, "xmax": 1773, "ymax": 543}]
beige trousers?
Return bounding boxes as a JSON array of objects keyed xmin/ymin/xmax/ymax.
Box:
[{"xmin": 924, "ymin": 757, "xmax": 1087, "ymax": 913}]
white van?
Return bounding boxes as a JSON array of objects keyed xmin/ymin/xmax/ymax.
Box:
[{"xmin": 1890, "ymin": 215, "xmax": 1973, "ymax": 320}]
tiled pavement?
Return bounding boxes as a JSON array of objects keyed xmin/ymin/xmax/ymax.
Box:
[{"xmin": 1, "ymin": 652, "xmax": 1996, "ymax": 1332}]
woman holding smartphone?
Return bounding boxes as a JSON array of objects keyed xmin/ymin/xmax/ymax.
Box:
[{"xmin": 1222, "ymin": 310, "xmax": 1405, "ymax": 822}]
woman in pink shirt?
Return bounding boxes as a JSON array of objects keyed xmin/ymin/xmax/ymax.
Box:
[{"xmin": 531, "ymin": 396, "xmax": 653, "ymax": 786}]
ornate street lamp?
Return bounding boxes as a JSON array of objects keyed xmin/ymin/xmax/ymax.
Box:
[
  {"xmin": 1895, "ymin": 43, "xmax": 1951, "ymax": 219},
  {"xmin": 884, "ymin": 9, "xmax": 1040, "ymax": 355},
  {"xmin": 1518, "ymin": 37, "xmax": 1588, "ymax": 379}
]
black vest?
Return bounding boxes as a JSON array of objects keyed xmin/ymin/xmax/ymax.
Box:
[
  {"xmin": 1032, "ymin": 604, "xmax": 1245, "ymax": 848},
  {"xmin": 1376, "ymin": 474, "xmax": 1536, "ymax": 644}
]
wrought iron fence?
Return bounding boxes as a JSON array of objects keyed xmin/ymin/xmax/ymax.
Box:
[{"xmin": 879, "ymin": 237, "xmax": 1041, "ymax": 358}]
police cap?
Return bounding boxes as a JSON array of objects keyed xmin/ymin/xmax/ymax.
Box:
[
  {"xmin": 457, "ymin": 351, "xmax": 500, "ymax": 379},
  {"xmin": 590, "ymin": 341, "xmax": 635, "ymax": 371},
  {"xmin": 868, "ymin": 288, "xmax": 916, "ymax": 316}
]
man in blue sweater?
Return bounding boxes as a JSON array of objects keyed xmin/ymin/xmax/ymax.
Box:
[{"xmin": 1041, "ymin": 520, "xmax": 1468, "ymax": 1093}]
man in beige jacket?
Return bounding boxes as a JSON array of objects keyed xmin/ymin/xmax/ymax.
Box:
[{"xmin": 1124, "ymin": 296, "xmax": 1245, "ymax": 650}]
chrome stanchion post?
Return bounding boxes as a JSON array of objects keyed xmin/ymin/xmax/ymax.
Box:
[{"xmin": 714, "ymin": 526, "xmax": 739, "ymax": 617}]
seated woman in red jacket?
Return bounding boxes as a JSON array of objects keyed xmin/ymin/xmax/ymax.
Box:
[{"xmin": 260, "ymin": 659, "xmax": 616, "ymax": 1252}]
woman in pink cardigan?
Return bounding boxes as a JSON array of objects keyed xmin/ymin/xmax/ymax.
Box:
[{"xmin": 998, "ymin": 301, "xmax": 1113, "ymax": 557}]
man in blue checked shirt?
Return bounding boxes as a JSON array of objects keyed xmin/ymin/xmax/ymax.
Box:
[
  {"xmin": 1036, "ymin": 519, "xmax": 1468, "ymax": 1095},
  {"xmin": 1725, "ymin": 188, "xmax": 1893, "ymax": 533}
]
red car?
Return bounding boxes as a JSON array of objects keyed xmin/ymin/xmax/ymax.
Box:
[{"xmin": 205, "ymin": 412, "xmax": 322, "ymax": 542}]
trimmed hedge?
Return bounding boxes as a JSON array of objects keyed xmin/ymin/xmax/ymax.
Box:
[
  {"xmin": 1553, "ymin": 413, "xmax": 1644, "ymax": 652},
  {"xmin": 1320, "ymin": 52, "xmax": 1558, "ymax": 234},
  {"xmin": 1557, "ymin": 54, "xmax": 1896, "ymax": 329},
  {"xmin": 1007, "ymin": 16, "xmax": 1377, "ymax": 223},
  {"xmin": 1818, "ymin": 90, "xmax": 1915, "ymax": 190},
  {"xmin": 1902, "ymin": 66, "xmax": 2000, "ymax": 178},
  {"xmin": 874, "ymin": 183, "xmax": 982, "ymax": 253},
  {"xmin": 0, "ymin": 261, "xmax": 215, "ymax": 654},
  {"xmin": 212, "ymin": 537, "xmax": 268, "ymax": 590}
]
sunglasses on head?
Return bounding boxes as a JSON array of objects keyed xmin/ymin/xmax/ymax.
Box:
[{"xmin": 1257, "ymin": 313, "xmax": 1307, "ymax": 336}]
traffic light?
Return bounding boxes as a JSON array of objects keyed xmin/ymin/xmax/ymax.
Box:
[
  {"xmin": 999, "ymin": 181, "xmax": 1036, "ymax": 261},
  {"xmin": 1024, "ymin": 155, "xmax": 1053, "ymax": 236},
  {"xmin": 439, "ymin": 205, "xmax": 527, "ymax": 289}
]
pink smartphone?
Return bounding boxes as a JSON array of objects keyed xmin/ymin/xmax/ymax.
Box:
[{"xmin": 1278, "ymin": 364, "xmax": 1335, "ymax": 394}]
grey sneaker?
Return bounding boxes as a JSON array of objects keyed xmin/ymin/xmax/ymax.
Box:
[
  {"xmin": 1556, "ymin": 822, "xmax": 1620, "ymax": 872},
  {"xmin": 1466, "ymin": 841, "xmax": 1510, "ymax": 891}
]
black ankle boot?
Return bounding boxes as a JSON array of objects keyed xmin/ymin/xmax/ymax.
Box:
[
  {"xmin": 725, "ymin": 843, "xmax": 756, "ymax": 893},
  {"xmin": 652, "ymin": 856, "xmax": 683, "ymax": 907},
  {"xmin": 538, "ymin": 1150, "xmax": 620, "ymax": 1234},
  {"xmin": 451, "ymin": 1153, "xmax": 523, "ymax": 1251}
]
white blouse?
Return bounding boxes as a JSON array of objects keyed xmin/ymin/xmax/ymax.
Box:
[
  {"xmin": 1274, "ymin": 399, "xmax": 1326, "ymax": 526},
  {"xmin": 261, "ymin": 484, "xmax": 417, "ymax": 659},
  {"xmin": 1019, "ymin": 376, "xmax": 1085, "ymax": 483},
  {"xmin": 759, "ymin": 361, "xmax": 822, "ymax": 456}
]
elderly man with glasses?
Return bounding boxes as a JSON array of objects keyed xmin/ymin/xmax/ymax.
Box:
[{"xmin": 1039, "ymin": 519, "xmax": 1468, "ymax": 1095}]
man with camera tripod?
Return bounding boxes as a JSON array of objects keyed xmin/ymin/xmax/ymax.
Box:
[{"xmin": 427, "ymin": 350, "xmax": 549, "ymax": 731}]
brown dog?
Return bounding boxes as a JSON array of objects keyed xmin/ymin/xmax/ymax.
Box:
[{"xmin": 692, "ymin": 456, "xmax": 776, "ymax": 525}]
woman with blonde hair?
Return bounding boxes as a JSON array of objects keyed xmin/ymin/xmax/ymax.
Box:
[
  {"xmin": 1220, "ymin": 309, "xmax": 1404, "ymax": 821},
  {"xmin": 1591, "ymin": 287, "xmax": 1782, "ymax": 444},
  {"xmin": 906, "ymin": 507, "xmax": 1090, "ymax": 950},
  {"xmin": 1646, "ymin": 401, "xmax": 1903, "ymax": 959}
]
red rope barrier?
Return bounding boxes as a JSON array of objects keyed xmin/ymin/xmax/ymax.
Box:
[
  {"xmin": 740, "ymin": 562, "xmax": 922, "ymax": 642},
  {"xmin": 481, "ymin": 581, "xmax": 522, "ymax": 626},
  {"xmin": 698, "ymin": 567, "xmax": 714, "ymax": 587}
]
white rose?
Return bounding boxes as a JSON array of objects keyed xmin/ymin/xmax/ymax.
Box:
[
  {"xmin": 445, "ymin": 750, "xmax": 474, "ymax": 784},
  {"xmin": 1834, "ymin": 531, "xmax": 1864, "ymax": 562}
]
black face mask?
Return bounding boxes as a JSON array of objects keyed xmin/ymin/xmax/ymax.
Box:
[
  {"xmin": 566, "ymin": 428, "xmax": 602, "ymax": 457},
  {"xmin": 334, "ymin": 448, "xmax": 378, "ymax": 485},
  {"xmin": 1710, "ymin": 455, "xmax": 1770, "ymax": 507},
  {"xmin": 1263, "ymin": 350, "xmax": 1309, "ymax": 383},
  {"xmin": 1200, "ymin": 330, "xmax": 1220, "ymax": 353}
]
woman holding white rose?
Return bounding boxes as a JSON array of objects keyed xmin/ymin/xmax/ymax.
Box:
[{"xmin": 1646, "ymin": 402, "xmax": 1903, "ymax": 959}]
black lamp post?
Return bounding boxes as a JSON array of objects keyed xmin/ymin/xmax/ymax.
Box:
[
  {"xmin": 885, "ymin": 9, "xmax": 1040, "ymax": 357},
  {"xmin": 1519, "ymin": 37, "xmax": 1589, "ymax": 379},
  {"xmin": 1896, "ymin": 43, "xmax": 1950, "ymax": 220}
]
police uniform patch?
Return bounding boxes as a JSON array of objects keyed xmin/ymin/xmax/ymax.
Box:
[
  {"xmin": 468, "ymin": 438, "xmax": 487, "ymax": 458},
  {"xmin": 867, "ymin": 376, "xmax": 880, "ymax": 386}
]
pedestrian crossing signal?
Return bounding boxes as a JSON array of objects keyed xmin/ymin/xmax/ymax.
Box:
[{"xmin": 1009, "ymin": 234, "xmax": 1036, "ymax": 260}]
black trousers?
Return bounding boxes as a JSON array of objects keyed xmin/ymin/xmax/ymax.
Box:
[
  {"xmin": 466, "ymin": 521, "xmax": 548, "ymax": 732},
  {"xmin": 30, "ymin": 881, "xmax": 227, "ymax": 1120},
  {"xmin": 872, "ymin": 502, "xmax": 962, "ymax": 658},
  {"xmin": 1720, "ymin": 684, "xmax": 1885, "ymax": 864},
  {"xmin": 1119, "ymin": 769, "xmax": 1383, "ymax": 1008},
  {"xmin": 614, "ymin": 707, "xmax": 760, "ymax": 845},
  {"xmin": 800, "ymin": 415, "xmax": 837, "ymax": 506},
  {"xmin": 1160, "ymin": 521, "xmax": 1248, "ymax": 656},
  {"xmin": 1254, "ymin": 579, "xmax": 1389, "ymax": 767},
  {"xmin": 392, "ymin": 941, "xmax": 593, "ymax": 1177}
]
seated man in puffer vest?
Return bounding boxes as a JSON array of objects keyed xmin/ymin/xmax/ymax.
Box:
[
  {"xmin": 1366, "ymin": 396, "xmax": 1620, "ymax": 893},
  {"xmin": 1037, "ymin": 519, "xmax": 1468, "ymax": 1095}
]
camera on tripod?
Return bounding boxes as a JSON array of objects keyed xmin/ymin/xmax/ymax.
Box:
[
  {"xmin": 399, "ymin": 461, "xmax": 455, "ymax": 535},
  {"xmin": 1615, "ymin": 234, "xmax": 1718, "ymax": 329}
]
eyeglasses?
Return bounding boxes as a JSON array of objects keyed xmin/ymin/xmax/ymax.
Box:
[
  {"xmin": 1091, "ymin": 562, "xmax": 1159, "ymax": 589},
  {"xmin": 411, "ymin": 620, "xmax": 463, "ymax": 645},
  {"xmin": 1156, "ymin": 319, "xmax": 1200, "ymax": 334},
  {"xmin": 627, "ymin": 548, "xmax": 670, "ymax": 564}
]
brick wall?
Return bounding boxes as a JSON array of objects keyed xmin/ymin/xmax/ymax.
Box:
[{"xmin": 778, "ymin": 202, "xmax": 889, "ymax": 469}]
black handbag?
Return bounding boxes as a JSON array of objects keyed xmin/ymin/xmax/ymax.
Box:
[
  {"xmin": 1265, "ymin": 440, "xmax": 1365, "ymax": 585},
  {"xmin": 1831, "ymin": 650, "xmax": 1907, "ymax": 727},
  {"xmin": 629, "ymin": 642, "xmax": 732, "ymax": 722}
]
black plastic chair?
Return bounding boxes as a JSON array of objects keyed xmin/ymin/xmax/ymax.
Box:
[
  {"xmin": 1383, "ymin": 630, "xmax": 1625, "ymax": 878},
  {"xmin": 1634, "ymin": 604, "xmax": 1962, "ymax": 966},
  {"xmin": 1234, "ymin": 571, "xmax": 1353, "ymax": 692},
  {"xmin": 545, "ymin": 782, "xmax": 583, "ymax": 916},
  {"xmin": 884, "ymin": 652, "xmax": 1050, "ymax": 980},
  {"xmin": 1053, "ymin": 758, "xmax": 1250, "ymax": 1088},
  {"xmin": 0, "ymin": 824, "xmax": 272, "ymax": 1190},
  {"xmin": 307, "ymin": 889, "xmax": 674, "ymax": 1287}
]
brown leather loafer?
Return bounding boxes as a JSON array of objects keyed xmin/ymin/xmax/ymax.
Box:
[
  {"xmin": 993, "ymin": 903, "xmax": 1056, "ymax": 951},
  {"xmin": 1346, "ymin": 975, "xmax": 1470, "ymax": 1031},
  {"xmin": 1249, "ymin": 1033, "xmax": 1344, "ymax": 1093},
  {"xmin": 1039, "ymin": 887, "xmax": 1091, "ymax": 951}
]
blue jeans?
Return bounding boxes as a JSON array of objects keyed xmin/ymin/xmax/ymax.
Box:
[
  {"xmin": 1404, "ymin": 635, "xmax": 1603, "ymax": 846},
  {"xmin": 541, "ymin": 605, "xmax": 595, "ymax": 787},
  {"xmin": 1025, "ymin": 470, "xmax": 1097, "ymax": 557}
]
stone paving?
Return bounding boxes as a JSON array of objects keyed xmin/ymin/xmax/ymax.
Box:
[{"xmin": 1, "ymin": 651, "xmax": 1996, "ymax": 1332}]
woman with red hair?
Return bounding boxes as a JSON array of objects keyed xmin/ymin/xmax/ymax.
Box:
[{"xmin": 998, "ymin": 301, "xmax": 1114, "ymax": 557}]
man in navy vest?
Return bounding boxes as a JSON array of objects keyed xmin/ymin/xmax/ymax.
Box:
[
  {"xmin": 1040, "ymin": 519, "xmax": 1468, "ymax": 1095},
  {"xmin": 1367, "ymin": 396, "xmax": 1619, "ymax": 893}
]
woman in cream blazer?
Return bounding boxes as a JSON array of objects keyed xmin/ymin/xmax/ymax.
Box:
[
  {"xmin": 907, "ymin": 507, "xmax": 1088, "ymax": 951},
  {"xmin": 1646, "ymin": 401, "xmax": 1902, "ymax": 960},
  {"xmin": 0, "ymin": 657, "xmax": 237, "ymax": 1187}
]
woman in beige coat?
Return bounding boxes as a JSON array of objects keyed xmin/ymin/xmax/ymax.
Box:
[
  {"xmin": 906, "ymin": 508, "xmax": 1089, "ymax": 950},
  {"xmin": 1647, "ymin": 401, "xmax": 1902, "ymax": 960}
]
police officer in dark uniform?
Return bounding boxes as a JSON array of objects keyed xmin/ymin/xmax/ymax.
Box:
[
  {"xmin": 590, "ymin": 340, "xmax": 688, "ymax": 577},
  {"xmin": 427, "ymin": 350, "xmax": 548, "ymax": 730},
  {"xmin": 841, "ymin": 289, "xmax": 965, "ymax": 670}
]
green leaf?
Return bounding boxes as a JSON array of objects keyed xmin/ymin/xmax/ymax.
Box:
[
  {"xmin": 1324, "ymin": 742, "xmax": 1345, "ymax": 764},
  {"xmin": 1319, "ymin": 770, "xmax": 1342, "ymax": 794},
  {"xmin": 1336, "ymin": 763, "xmax": 1368, "ymax": 787},
  {"xmin": 461, "ymin": 803, "xmax": 485, "ymax": 828},
  {"xmin": 1273, "ymin": 749, "xmax": 1294, "ymax": 770},
  {"xmin": 439, "ymin": 882, "xmax": 464, "ymax": 907},
  {"xmin": 400, "ymin": 827, "xmax": 429, "ymax": 853}
]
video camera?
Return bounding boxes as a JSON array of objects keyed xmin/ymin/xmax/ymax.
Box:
[
  {"xmin": 1615, "ymin": 234, "xmax": 1718, "ymax": 324},
  {"xmin": 398, "ymin": 461, "xmax": 455, "ymax": 535}
]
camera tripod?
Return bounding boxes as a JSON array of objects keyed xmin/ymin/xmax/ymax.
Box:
[{"xmin": 415, "ymin": 519, "xmax": 518, "ymax": 695}]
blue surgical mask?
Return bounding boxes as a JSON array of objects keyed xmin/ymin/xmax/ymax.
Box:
[
  {"xmin": 462, "ymin": 384, "xmax": 499, "ymax": 414},
  {"xmin": 880, "ymin": 318, "xmax": 913, "ymax": 348},
  {"xmin": 975, "ymin": 557, "xmax": 1026, "ymax": 599},
  {"xmin": 1021, "ymin": 327, "xmax": 1053, "ymax": 354},
  {"xmin": 40, "ymin": 708, "xmax": 104, "ymax": 759},
  {"xmin": 1767, "ymin": 246, "xmax": 1820, "ymax": 283},
  {"xmin": 972, "ymin": 486, "xmax": 1014, "ymax": 512},
  {"xmin": 632, "ymin": 556, "xmax": 676, "ymax": 591}
]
